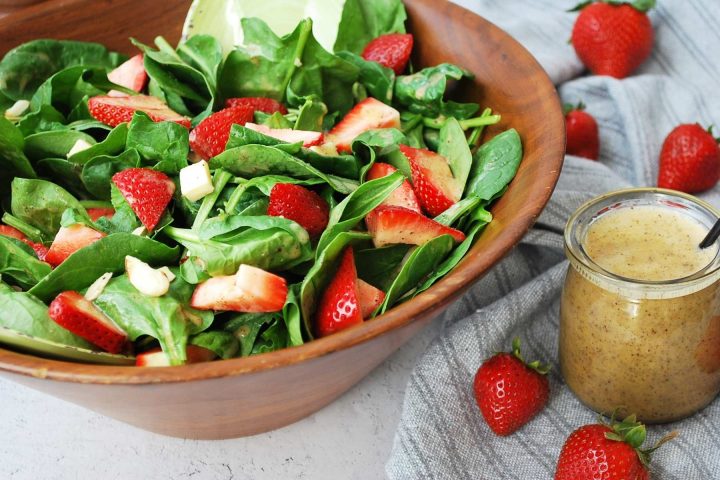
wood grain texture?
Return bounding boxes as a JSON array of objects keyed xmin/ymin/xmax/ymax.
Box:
[{"xmin": 0, "ymin": 0, "xmax": 565, "ymax": 438}]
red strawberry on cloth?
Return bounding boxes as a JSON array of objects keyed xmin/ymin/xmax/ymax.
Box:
[
  {"xmin": 88, "ymin": 94, "xmax": 190, "ymax": 128},
  {"xmin": 658, "ymin": 123, "xmax": 720, "ymax": 193},
  {"xmin": 362, "ymin": 33, "xmax": 414, "ymax": 75},
  {"xmin": 315, "ymin": 247, "xmax": 363, "ymax": 337},
  {"xmin": 473, "ymin": 338, "xmax": 549, "ymax": 436},
  {"xmin": 564, "ymin": 102, "xmax": 600, "ymax": 160},
  {"xmin": 48, "ymin": 291, "xmax": 127, "ymax": 353},
  {"xmin": 225, "ymin": 97, "xmax": 288, "ymax": 115},
  {"xmin": 570, "ymin": 0, "xmax": 655, "ymax": 78},
  {"xmin": 112, "ymin": 168, "xmax": 175, "ymax": 232},
  {"xmin": 189, "ymin": 106, "xmax": 255, "ymax": 160},
  {"xmin": 267, "ymin": 183, "xmax": 330, "ymax": 238},
  {"xmin": 555, "ymin": 415, "xmax": 676, "ymax": 480}
]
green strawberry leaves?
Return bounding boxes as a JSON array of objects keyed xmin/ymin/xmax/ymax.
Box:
[{"xmin": 569, "ymin": 0, "xmax": 656, "ymax": 13}]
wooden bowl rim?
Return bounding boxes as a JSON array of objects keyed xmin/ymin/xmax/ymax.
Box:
[{"xmin": 0, "ymin": 0, "xmax": 565, "ymax": 385}]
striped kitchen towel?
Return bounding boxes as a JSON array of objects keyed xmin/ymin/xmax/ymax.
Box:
[{"xmin": 386, "ymin": 0, "xmax": 720, "ymax": 478}]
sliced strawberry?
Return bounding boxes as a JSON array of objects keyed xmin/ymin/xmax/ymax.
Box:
[
  {"xmin": 29, "ymin": 242, "xmax": 49, "ymax": 261},
  {"xmin": 45, "ymin": 224, "xmax": 106, "ymax": 267},
  {"xmin": 356, "ymin": 278, "xmax": 385, "ymax": 319},
  {"xmin": 136, "ymin": 345, "xmax": 216, "ymax": 367},
  {"xmin": 315, "ymin": 247, "xmax": 363, "ymax": 337},
  {"xmin": 112, "ymin": 168, "xmax": 175, "ymax": 232},
  {"xmin": 107, "ymin": 54, "xmax": 147, "ymax": 95},
  {"xmin": 48, "ymin": 291, "xmax": 127, "ymax": 353},
  {"xmin": 365, "ymin": 205, "xmax": 465, "ymax": 247},
  {"xmin": 191, "ymin": 265, "xmax": 288, "ymax": 312},
  {"xmin": 399, "ymin": 144, "xmax": 462, "ymax": 216},
  {"xmin": 327, "ymin": 97, "xmax": 401, "ymax": 153},
  {"xmin": 0, "ymin": 225, "xmax": 27, "ymax": 240},
  {"xmin": 245, "ymin": 122, "xmax": 323, "ymax": 147},
  {"xmin": 86, "ymin": 207, "xmax": 115, "ymax": 222},
  {"xmin": 366, "ymin": 162, "xmax": 422, "ymax": 213},
  {"xmin": 267, "ymin": 183, "xmax": 329, "ymax": 237},
  {"xmin": 361, "ymin": 33, "xmax": 413, "ymax": 75},
  {"xmin": 88, "ymin": 94, "xmax": 190, "ymax": 128},
  {"xmin": 189, "ymin": 106, "xmax": 255, "ymax": 160},
  {"xmin": 225, "ymin": 97, "xmax": 288, "ymax": 115}
]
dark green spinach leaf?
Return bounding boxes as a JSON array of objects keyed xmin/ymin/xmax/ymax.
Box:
[{"xmin": 465, "ymin": 129, "xmax": 522, "ymax": 200}]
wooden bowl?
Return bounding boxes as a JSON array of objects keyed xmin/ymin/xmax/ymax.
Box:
[{"xmin": 0, "ymin": 0, "xmax": 565, "ymax": 439}]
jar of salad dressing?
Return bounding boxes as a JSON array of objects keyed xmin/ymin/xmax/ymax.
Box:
[{"xmin": 560, "ymin": 188, "xmax": 720, "ymax": 423}]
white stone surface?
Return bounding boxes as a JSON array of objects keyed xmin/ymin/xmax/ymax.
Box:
[{"xmin": 0, "ymin": 319, "xmax": 442, "ymax": 480}]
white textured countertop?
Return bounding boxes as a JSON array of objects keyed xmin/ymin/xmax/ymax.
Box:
[{"xmin": 1, "ymin": 319, "xmax": 441, "ymax": 479}]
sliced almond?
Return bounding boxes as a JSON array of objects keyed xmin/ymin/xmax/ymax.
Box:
[
  {"xmin": 125, "ymin": 255, "xmax": 169, "ymax": 297},
  {"xmin": 84, "ymin": 272, "xmax": 113, "ymax": 301}
]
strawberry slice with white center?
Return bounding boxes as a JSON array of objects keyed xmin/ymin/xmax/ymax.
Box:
[
  {"xmin": 315, "ymin": 247, "xmax": 363, "ymax": 337},
  {"xmin": 357, "ymin": 279, "xmax": 385, "ymax": 319},
  {"xmin": 399, "ymin": 144, "xmax": 463, "ymax": 216},
  {"xmin": 245, "ymin": 122, "xmax": 323, "ymax": 147},
  {"xmin": 365, "ymin": 205, "xmax": 465, "ymax": 247},
  {"xmin": 86, "ymin": 207, "xmax": 115, "ymax": 221},
  {"xmin": 45, "ymin": 224, "xmax": 106, "ymax": 267},
  {"xmin": 88, "ymin": 94, "xmax": 190, "ymax": 128},
  {"xmin": 48, "ymin": 291, "xmax": 127, "ymax": 353},
  {"xmin": 112, "ymin": 168, "xmax": 175, "ymax": 232},
  {"xmin": 366, "ymin": 162, "xmax": 422, "ymax": 212},
  {"xmin": 327, "ymin": 97, "xmax": 401, "ymax": 153},
  {"xmin": 191, "ymin": 265, "xmax": 288, "ymax": 312},
  {"xmin": 136, "ymin": 345, "xmax": 216, "ymax": 367},
  {"xmin": 107, "ymin": 54, "xmax": 147, "ymax": 96}
]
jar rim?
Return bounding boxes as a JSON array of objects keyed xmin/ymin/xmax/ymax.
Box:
[{"xmin": 564, "ymin": 187, "xmax": 720, "ymax": 292}]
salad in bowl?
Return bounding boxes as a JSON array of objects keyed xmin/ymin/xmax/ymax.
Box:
[{"xmin": 0, "ymin": 0, "xmax": 521, "ymax": 367}]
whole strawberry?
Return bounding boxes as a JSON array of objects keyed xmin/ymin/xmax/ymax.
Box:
[
  {"xmin": 565, "ymin": 102, "xmax": 599, "ymax": 160},
  {"xmin": 570, "ymin": 0, "xmax": 655, "ymax": 78},
  {"xmin": 658, "ymin": 124, "xmax": 720, "ymax": 193},
  {"xmin": 555, "ymin": 415, "xmax": 676, "ymax": 480},
  {"xmin": 473, "ymin": 339, "xmax": 550, "ymax": 436}
]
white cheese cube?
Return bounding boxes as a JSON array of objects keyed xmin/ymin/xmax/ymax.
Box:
[
  {"xmin": 180, "ymin": 160, "xmax": 214, "ymax": 202},
  {"xmin": 67, "ymin": 139, "xmax": 94, "ymax": 158}
]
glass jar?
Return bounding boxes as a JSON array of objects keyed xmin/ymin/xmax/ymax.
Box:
[{"xmin": 560, "ymin": 188, "xmax": 720, "ymax": 423}]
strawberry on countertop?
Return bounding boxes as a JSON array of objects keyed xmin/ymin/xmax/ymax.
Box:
[
  {"xmin": 327, "ymin": 97, "xmax": 401, "ymax": 153},
  {"xmin": 365, "ymin": 205, "xmax": 465, "ymax": 248},
  {"xmin": 107, "ymin": 54, "xmax": 147, "ymax": 94},
  {"xmin": 658, "ymin": 124, "xmax": 720, "ymax": 193},
  {"xmin": 48, "ymin": 290, "xmax": 127, "ymax": 353},
  {"xmin": 362, "ymin": 33, "xmax": 414, "ymax": 75},
  {"xmin": 88, "ymin": 94, "xmax": 190, "ymax": 128},
  {"xmin": 570, "ymin": 0, "xmax": 655, "ymax": 79},
  {"xmin": 189, "ymin": 106, "xmax": 255, "ymax": 160},
  {"xmin": 267, "ymin": 183, "xmax": 330, "ymax": 238},
  {"xmin": 112, "ymin": 168, "xmax": 175, "ymax": 232},
  {"xmin": 366, "ymin": 162, "xmax": 422, "ymax": 213},
  {"xmin": 225, "ymin": 97, "xmax": 288, "ymax": 115},
  {"xmin": 399, "ymin": 144, "xmax": 462, "ymax": 216},
  {"xmin": 315, "ymin": 247, "xmax": 363, "ymax": 337},
  {"xmin": 473, "ymin": 338, "xmax": 549, "ymax": 436},
  {"xmin": 564, "ymin": 102, "xmax": 599, "ymax": 160},
  {"xmin": 45, "ymin": 224, "xmax": 106, "ymax": 267},
  {"xmin": 555, "ymin": 415, "xmax": 676, "ymax": 480}
]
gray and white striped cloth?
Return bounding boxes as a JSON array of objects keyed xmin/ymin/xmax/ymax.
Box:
[{"xmin": 386, "ymin": 0, "xmax": 720, "ymax": 478}]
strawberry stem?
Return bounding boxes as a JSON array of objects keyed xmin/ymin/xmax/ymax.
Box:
[
  {"xmin": 467, "ymin": 108, "xmax": 493, "ymax": 147},
  {"xmin": 510, "ymin": 338, "xmax": 551, "ymax": 375},
  {"xmin": 192, "ymin": 168, "xmax": 233, "ymax": 229},
  {"xmin": 79, "ymin": 200, "xmax": 113, "ymax": 209},
  {"xmin": 568, "ymin": 0, "xmax": 655, "ymax": 12},
  {"xmin": 280, "ymin": 18, "xmax": 313, "ymax": 103}
]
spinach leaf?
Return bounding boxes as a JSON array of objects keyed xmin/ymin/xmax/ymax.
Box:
[
  {"xmin": 0, "ymin": 236, "xmax": 51, "ymax": 289},
  {"xmin": 0, "ymin": 282, "xmax": 93, "ymax": 348},
  {"xmin": 282, "ymin": 284, "xmax": 304, "ymax": 347},
  {"xmin": 29, "ymin": 234, "xmax": 180, "ymax": 301},
  {"xmin": 394, "ymin": 64, "xmax": 478, "ymax": 118},
  {"xmin": 126, "ymin": 112, "xmax": 189, "ymax": 174},
  {"xmin": 336, "ymin": 52, "xmax": 394, "ymax": 104},
  {"xmin": 189, "ymin": 331, "xmax": 238, "ymax": 359},
  {"xmin": 465, "ymin": 129, "xmax": 523, "ymax": 200},
  {"xmin": 81, "ymin": 149, "xmax": 141, "ymax": 199},
  {"xmin": 333, "ymin": 0, "xmax": 407, "ymax": 54},
  {"xmin": 176, "ymin": 35, "xmax": 223, "ymax": 93},
  {"xmin": 222, "ymin": 313, "xmax": 278, "ymax": 357},
  {"xmin": 94, "ymin": 183, "xmax": 142, "ymax": 234},
  {"xmin": 0, "ymin": 116, "xmax": 36, "ymax": 187},
  {"xmin": 438, "ymin": 117, "xmax": 472, "ymax": 197},
  {"xmin": 351, "ymin": 128, "xmax": 406, "ymax": 180},
  {"xmin": 252, "ymin": 317, "xmax": 289, "ymax": 354},
  {"xmin": 354, "ymin": 244, "xmax": 409, "ymax": 291},
  {"xmin": 378, "ymin": 234, "xmax": 455, "ymax": 313},
  {"xmin": 93, "ymin": 271, "xmax": 212, "ymax": 365},
  {"xmin": 300, "ymin": 231, "xmax": 372, "ymax": 339},
  {"xmin": 434, "ymin": 196, "xmax": 483, "ymax": 226},
  {"xmin": 30, "ymin": 66, "xmax": 121, "ymax": 116},
  {"xmin": 0, "ymin": 39, "xmax": 121, "ymax": 101},
  {"xmin": 316, "ymin": 172, "xmax": 404, "ymax": 254},
  {"xmin": 293, "ymin": 95, "xmax": 327, "ymax": 131},
  {"xmin": 11, "ymin": 178, "xmax": 85, "ymax": 239},
  {"xmin": 68, "ymin": 123, "xmax": 128, "ymax": 165},
  {"xmin": 36, "ymin": 158, "xmax": 87, "ymax": 198},
  {"xmin": 24, "ymin": 129, "xmax": 96, "ymax": 161},
  {"xmin": 16, "ymin": 105, "xmax": 66, "ymax": 136},
  {"xmin": 210, "ymin": 144, "xmax": 358, "ymax": 194},
  {"xmin": 256, "ymin": 111, "xmax": 293, "ymax": 129}
]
